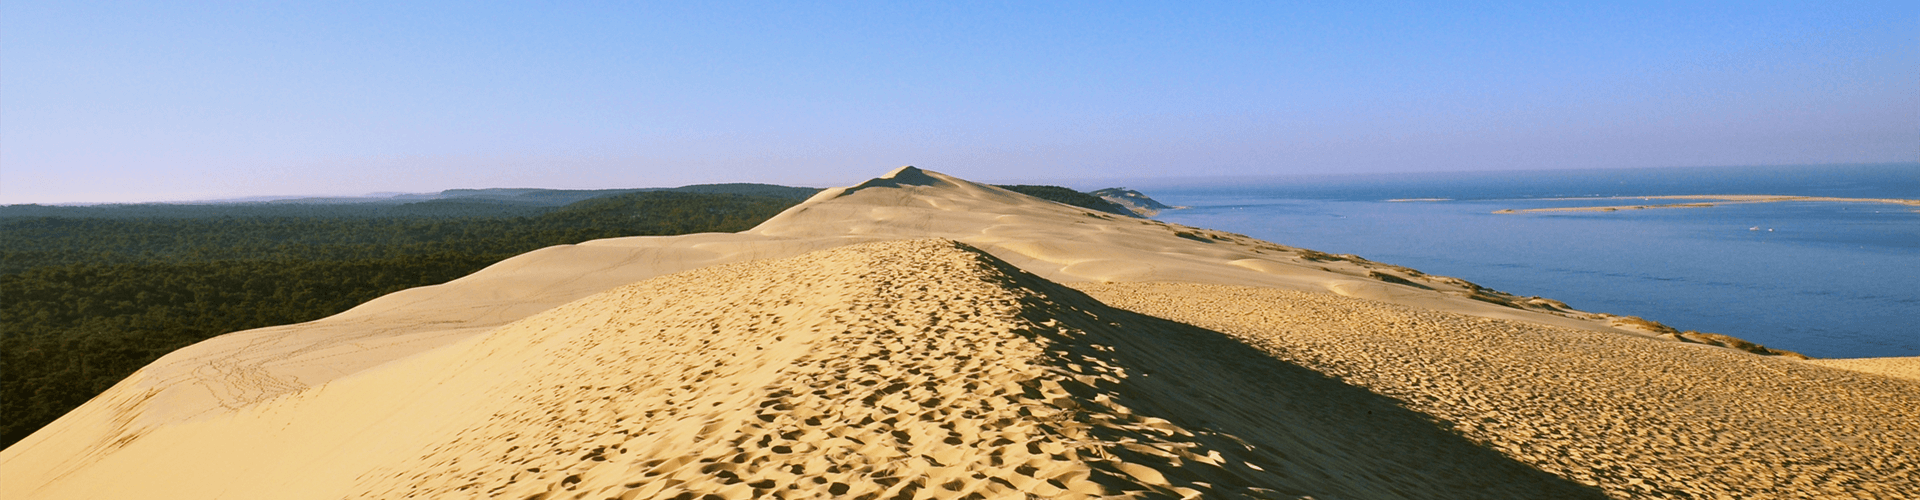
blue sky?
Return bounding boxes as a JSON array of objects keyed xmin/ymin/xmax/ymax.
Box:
[{"xmin": 3, "ymin": 1, "xmax": 1915, "ymax": 203}]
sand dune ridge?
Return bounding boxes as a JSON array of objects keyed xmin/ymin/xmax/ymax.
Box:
[{"xmin": 6, "ymin": 167, "xmax": 1914, "ymax": 499}]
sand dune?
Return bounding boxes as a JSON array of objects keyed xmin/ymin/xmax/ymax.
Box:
[
  {"xmin": 5, "ymin": 167, "xmax": 1914, "ymax": 499},
  {"xmin": 8, "ymin": 167, "xmax": 1647, "ymax": 442},
  {"xmin": 2, "ymin": 240, "xmax": 1608, "ymax": 500}
]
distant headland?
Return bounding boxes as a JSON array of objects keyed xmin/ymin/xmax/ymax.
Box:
[{"xmin": 1091, "ymin": 187, "xmax": 1183, "ymax": 216}]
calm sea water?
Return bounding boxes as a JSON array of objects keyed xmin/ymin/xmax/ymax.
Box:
[{"xmin": 1138, "ymin": 164, "xmax": 1920, "ymax": 359}]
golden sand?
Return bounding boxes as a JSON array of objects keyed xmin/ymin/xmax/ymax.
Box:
[
  {"xmin": 0, "ymin": 240, "xmax": 1605, "ymax": 499},
  {"xmin": 1811, "ymin": 357, "xmax": 1920, "ymax": 382}
]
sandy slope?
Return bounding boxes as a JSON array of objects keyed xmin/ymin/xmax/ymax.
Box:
[
  {"xmin": 1075, "ymin": 283, "xmax": 1920, "ymax": 499},
  {"xmin": 2, "ymin": 240, "xmax": 1610, "ymax": 500},
  {"xmin": 3, "ymin": 167, "xmax": 1634, "ymax": 452},
  {"xmin": 1811, "ymin": 357, "xmax": 1920, "ymax": 382}
]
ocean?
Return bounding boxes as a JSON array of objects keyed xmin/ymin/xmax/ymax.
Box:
[{"xmin": 1135, "ymin": 163, "xmax": 1920, "ymax": 359}]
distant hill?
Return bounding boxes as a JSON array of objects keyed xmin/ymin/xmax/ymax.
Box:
[
  {"xmin": 1091, "ymin": 187, "xmax": 1178, "ymax": 216},
  {"xmin": 654, "ymin": 183, "xmax": 821, "ymax": 200},
  {"xmin": 432, "ymin": 183, "xmax": 819, "ymax": 205},
  {"xmin": 0, "ymin": 183, "xmax": 824, "ymax": 220},
  {"xmin": 423, "ymin": 188, "xmax": 654, "ymax": 206},
  {"xmin": 0, "ymin": 203, "xmax": 410, "ymax": 219},
  {"xmin": 992, "ymin": 185, "xmax": 1140, "ymax": 217}
]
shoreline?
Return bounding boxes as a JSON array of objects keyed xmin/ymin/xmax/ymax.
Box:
[{"xmin": 1162, "ymin": 189, "xmax": 1914, "ymax": 358}]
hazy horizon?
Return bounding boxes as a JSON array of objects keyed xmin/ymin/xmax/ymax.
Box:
[
  {"xmin": 8, "ymin": 161, "xmax": 1912, "ymax": 206},
  {"xmin": 5, "ymin": 2, "xmax": 1915, "ymax": 204}
]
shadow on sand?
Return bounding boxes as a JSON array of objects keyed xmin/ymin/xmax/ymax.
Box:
[{"xmin": 972, "ymin": 244, "xmax": 1608, "ymax": 499}]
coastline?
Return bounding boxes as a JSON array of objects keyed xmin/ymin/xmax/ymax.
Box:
[{"xmin": 1153, "ymin": 181, "xmax": 1919, "ymax": 359}]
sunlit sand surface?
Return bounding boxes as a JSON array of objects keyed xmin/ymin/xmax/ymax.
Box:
[{"xmin": 1811, "ymin": 357, "xmax": 1920, "ymax": 382}]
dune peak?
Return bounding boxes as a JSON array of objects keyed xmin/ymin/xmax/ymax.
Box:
[
  {"xmin": 883, "ymin": 164, "xmax": 928, "ymax": 178},
  {"xmin": 850, "ymin": 165, "xmax": 956, "ymax": 190},
  {"xmin": 772, "ymin": 166, "xmax": 962, "ymax": 208}
]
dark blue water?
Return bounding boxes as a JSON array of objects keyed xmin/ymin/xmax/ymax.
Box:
[{"xmin": 1141, "ymin": 164, "xmax": 1920, "ymax": 359}]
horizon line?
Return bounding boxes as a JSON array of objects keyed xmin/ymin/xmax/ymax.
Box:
[{"xmin": 6, "ymin": 161, "xmax": 1914, "ymax": 207}]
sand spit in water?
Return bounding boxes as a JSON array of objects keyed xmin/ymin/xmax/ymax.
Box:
[
  {"xmin": 1074, "ymin": 282, "xmax": 1920, "ymax": 499},
  {"xmin": 1, "ymin": 240, "xmax": 1606, "ymax": 500},
  {"xmin": 1492, "ymin": 194, "xmax": 1920, "ymax": 213}
]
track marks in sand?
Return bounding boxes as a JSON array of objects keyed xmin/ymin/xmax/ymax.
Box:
[
  {"xmin": 347, "ymin": 240, "xmax": 1600, "ymax": 500},
  {"xmin": 1076, "ymin": 282, "xmax": 1920, "ymax": 499}
]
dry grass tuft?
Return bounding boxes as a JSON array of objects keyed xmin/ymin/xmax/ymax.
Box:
[
  {"xmin": 1610, "ymin": 316, "xmax": 1807, "ymax": 358},
  {"xmin": 1611, "ymin": 316, "xmax": 1682, "ymax": 335},
  {"xmin": 1676, "ymin": 331, "xmax": 1809, "ymax": 359},
  {"xmin": 1366, "ymin": 271, "xmax": 1432, "ymax": 290},
  {"xmin": 1296, "ymin": 249, "xmax": 1337, "ymax": 262}
]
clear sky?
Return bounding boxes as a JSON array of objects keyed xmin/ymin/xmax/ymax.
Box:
[{"xmin": 3, "ymin": 1, "xmax": 1915, "ymax": 204}]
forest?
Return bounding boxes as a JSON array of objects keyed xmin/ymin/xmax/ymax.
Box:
[{"xmin": 1, "ymin": 183, "xmax": 1120, "ymax": 448}]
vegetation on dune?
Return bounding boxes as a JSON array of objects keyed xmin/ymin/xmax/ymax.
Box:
[
  {"xmin": 991, "ymin": 185, "xmax": 1140, "ymax": 217},
  {"xmin": 1089, "ymin": 187, "xmax": 1178, "ymax": 216},
  {"xmin": 0, "ymin": 191, "xmax": 807, "ymax": 448},
  {"xmin": 1610, "ymin": 316, "xmax": 1807, "ymax": 359},
  {"xmin": 1090, "ymin": 187, "xmax": 1174, "ymax": 210}
]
